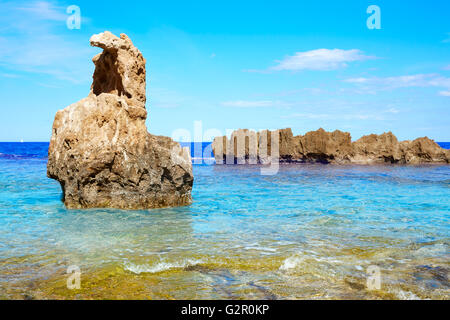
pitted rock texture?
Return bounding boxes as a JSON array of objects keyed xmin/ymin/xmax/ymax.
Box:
[
  {"xmin": 47, "ymin": 31, "xmax": 193, "ymax": 209},
  {"xmin": 212, "ymin": 128, "xmax": 450, "ymax": 165}
]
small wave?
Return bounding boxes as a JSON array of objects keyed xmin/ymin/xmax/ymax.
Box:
[
  {"xmin": 0, "ymin": 153, "xmax": 18, "ymax": 158},
  {"xmin": 0, "ymin": 153, "xmax": 47, "ymax": 160},
  {"xmin": 279, "ymin": 253, "xmax": 343, "ymax": 274},
  {"xmin": 244, "ymin": 245, "xmax": 277, "ymax": 253},
  {"xmin": 124, "ymin": 259, "xmax": 204, "ymax": 274},
  {"xmin": 415, "ymin": 243, "xmax": 448, "ymax": 257},
  {"xmin": 279, "ymin": 255, "xmax": 304, "ymax": 271},
  {"xmin": 390, "ymin": 289, "xmax": 422, "ymax": 300}
]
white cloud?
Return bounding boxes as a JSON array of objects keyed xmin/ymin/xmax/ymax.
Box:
[
  {"xmin": 0, "ymin": 1, "xmax": 93, "ymax": 83},
  {"xmin": 221, "ymin": 100, "xmax": 289, "ymax": 108},
  {"xmin": 282, "ymin": 112, "xmax": 384, "ymax": 121},
  {"xmin": 439, "ymin": 91, "xmax": 450, "ymax": 97},
  {"xmin": 344, "ymin": 73, "xmax": 450, "ymax": 96},
  {"xmin": 385, "ymin": 107, "xmax": 400, "ymax": 114},
  {"xmin": 270, "ymin": 49, "xmax": 374, "ymax": 71},
  {"xmin": 345, "ymin": 74, "xmax": 431, "ymax": 88},
  {"xmin": 16, "ymin": 1, "xmax": 67, "ymax": 22},
  {"xmin": 281, "ymin": 113, "xmax": 332, "ymax": 119},
  {"xmin": 443, "ymin": 65, "xmax": 450, "ymax": 70},
  {"xmin": 0, "ymin": 72, "xmax": 21, "ymax": 78},
  {"xmin": 429, "ymin": 76, "xmax": 450, "ymax": 88}
]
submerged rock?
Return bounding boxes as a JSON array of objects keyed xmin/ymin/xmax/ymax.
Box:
[
  {"xmin": 212, "ymin": 128, "xmax": 450, "ymax": 164},
  {"xmin": 47, "ymin": 31, "xmax": 193, "ymax": 209}
]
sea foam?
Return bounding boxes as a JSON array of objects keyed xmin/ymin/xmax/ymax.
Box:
[{"xmin": 124, "ymin": 259, "xmax": 204, "ymax": 274}]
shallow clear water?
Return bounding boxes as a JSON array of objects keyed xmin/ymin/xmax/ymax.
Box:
[{"xmin": 0, "ymin": 143, "xmax": 449, "ymax": 299}]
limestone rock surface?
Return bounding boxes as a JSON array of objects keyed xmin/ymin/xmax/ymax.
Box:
[
  {"xmin": 212, "ymin": 128, "xmax": 450, "ymax": 165},
  {"xmin": 47, "ymin": 31, "xmax": 193, "ymax": 209}
]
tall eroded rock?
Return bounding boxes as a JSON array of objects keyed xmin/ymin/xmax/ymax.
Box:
[{"xmin": 47, "ymin": 32, "xmax": 193, "ymax": 209}]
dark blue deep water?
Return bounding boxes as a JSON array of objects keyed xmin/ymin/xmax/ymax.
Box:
[
  {"xmin": 1, "ymin": 142, "xmax": 449, "ymax": 160},
  {"xmin": 438, "ymin": 142, "xmax": 450, "ymax": 150}
]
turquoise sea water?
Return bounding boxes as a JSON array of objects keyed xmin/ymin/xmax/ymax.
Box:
[{"xmin": 0, "ymin": 142, "xmax": 449, "ymax": 299}]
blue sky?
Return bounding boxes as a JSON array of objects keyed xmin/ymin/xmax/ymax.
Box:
[{"xmin": 0, "ymin": 0, "xmax": 449, "ymax": 142}]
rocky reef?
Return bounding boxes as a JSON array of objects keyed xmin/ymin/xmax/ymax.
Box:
[
  {"xmin": 212, "ymin": 128, "xmax": 450, "ymax": 165},
  {"xmin": 47, "ymin": 31, "xmax": 193, "ymax": 209}
]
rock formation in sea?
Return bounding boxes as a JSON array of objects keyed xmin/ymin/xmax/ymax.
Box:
[
  {"xmin": 47, "ymin": 31, "xmax": 193, "ymax": 209},
  {"xmin": 212, "ymin": 128, "xmax": 450, "ymax": 164}
]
